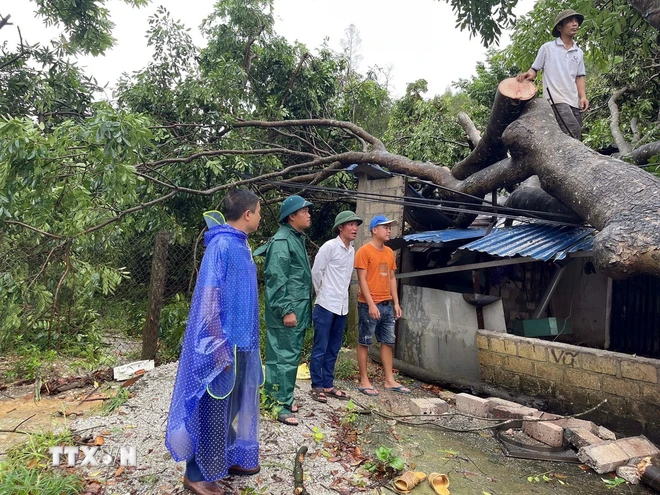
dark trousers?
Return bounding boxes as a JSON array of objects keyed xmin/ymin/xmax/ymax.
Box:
[
  {"xmin": 551, "ymin": 103, "xmax": 582, "ymax": 141},
  {"xmin": 310, "ymin": 305, "xmax": 347, "ymax": 389}
]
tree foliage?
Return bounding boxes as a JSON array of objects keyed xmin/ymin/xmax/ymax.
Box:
[{"xmin": 1, "ymin": 0, "xmax": 659, "ymax": 355}]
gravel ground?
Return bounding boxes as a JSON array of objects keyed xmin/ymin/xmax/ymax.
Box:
[{"xmin": 70, "ymin": 358, "xmax": 432, "ymax": 495}]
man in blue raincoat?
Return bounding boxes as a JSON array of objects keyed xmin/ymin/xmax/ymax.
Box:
[
  {"xmin": 165, "ymin": 189, "xmax": 262, "ymax": 495},
  {"xmin": 255, "ymin": 195, "xmax": 313, "ymax": 426}
]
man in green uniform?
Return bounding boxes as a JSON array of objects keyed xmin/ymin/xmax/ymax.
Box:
[{"xmin": 256, "ymin": 195, "xmax": 313, "ymax": 426}]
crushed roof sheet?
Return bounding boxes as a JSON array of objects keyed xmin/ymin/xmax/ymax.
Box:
[
  {"xmin": 458, "ymin": 224, "xmax": 595, "ymax": 261},
  {"xmin": 403, "ymin": 228, "xmax": 488, "ymax": 244}
]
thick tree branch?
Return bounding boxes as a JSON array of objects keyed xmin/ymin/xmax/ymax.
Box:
[
  {"xmin": 457, "ymin": 112, "xmax": 482, "ymax": 147},
  {"xmin": 630, "ymin": 140, "xmax": 660, "ymax": 165},
  {"xmin": 627, "ymin": 0, "xmax": 660, "ymax": 30},
  {"xmin": 608, "ymin": 87, "xmax": 632, "ymax": 155},
  {"xmin": 141, "ymin": 147, "xmax": 319, "ymax": 170},
  {"xmin": 452, "ymin": 79, "xmax": 537, "ymax": 179},
  {"xmin": 232, "ymin": 118, "xmax": 386, "ymax": 151},
  {"xmin": 281, "ymin": 52, "xmax": 309, "ymax": 107},
  {"xmin": 631, "ymin": 117, "xmax": 641, "ymax": 143}
]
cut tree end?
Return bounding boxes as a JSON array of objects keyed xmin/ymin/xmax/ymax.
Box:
[{"xmin": 498, "ymin": 78, "xmax": 538, "ymax": 101}]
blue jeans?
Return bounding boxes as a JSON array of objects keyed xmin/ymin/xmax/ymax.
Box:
[
  {"xmin": 310, "ymin": 305, "xmax": 347, "ymax": 389},
  {"xmin": 358, "ymin": 301, "xmax": 395, "ymax": 346}
]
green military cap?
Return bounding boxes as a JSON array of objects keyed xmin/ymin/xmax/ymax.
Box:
[
  {"xmin": 278, "ymin": 195, "xmax": 313, "ymax": 223},
  {"xmin": 332, "ymin": 211, "xmax": 363, "ymax": 233}
]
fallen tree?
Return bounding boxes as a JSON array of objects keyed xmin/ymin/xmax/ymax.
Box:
[{"xmin": 5, "ymin": 81, "xmax": 660, "ymax": 280}]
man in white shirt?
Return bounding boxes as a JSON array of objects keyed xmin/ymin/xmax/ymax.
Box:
[
  {"xmin": 308, "ymin": 211, "xmax": 362, "ymax": 403},
  {"xmin": 517, "ymin": 9, "xmax": 589, "ymax": 140}
]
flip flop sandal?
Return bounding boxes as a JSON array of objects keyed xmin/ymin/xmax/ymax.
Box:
[
  {"xmin": 291, "ymin": 404, "xmax": 300, "ymax": 413},
  {"xmin": 428, "ymin": 472, "xmax": 450, "ymax": 495},
  {"xmin": 277, "ymin": 413, "xmax": 299, "ymax": 426},
  {"xmin": 384, "ymin": 385, "xmax": 412, "ymax": 394},
  {"xmin": 324, "ymin": 387, "xmax": 350, "ymax": 400},
  {"xmin": 309, "ymin": 388, "xmax": 328, "ymax": 403},
  {"xmin": 357, "ymin": 387, "xmax": 379, "ymax": 396},
  {"xmin": 392, "ymin": 471, "xmax": 427, "ymax": 493}
]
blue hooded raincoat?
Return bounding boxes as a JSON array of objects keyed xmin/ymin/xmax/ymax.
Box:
[{"xmin": 165, "ymin": 223, "xmax": 262, "ymax": 481}]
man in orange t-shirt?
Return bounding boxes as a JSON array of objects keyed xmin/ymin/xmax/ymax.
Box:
[{"xmin": 354, "ymin": 215, "xmax": 409, "ymax": 396}]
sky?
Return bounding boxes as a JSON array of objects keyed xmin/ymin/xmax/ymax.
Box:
[{"xmin": 5, "ymin": 0, "xmax": 535, "ymax": 99}]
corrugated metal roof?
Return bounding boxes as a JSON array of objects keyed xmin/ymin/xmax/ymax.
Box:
[
  {"xmin": 403, "ymin": 228, "xmax": 488, "ymax": 244},
  {"xmin": 458, "ymin": 224, "xmax": 594, "ymax": 261}
]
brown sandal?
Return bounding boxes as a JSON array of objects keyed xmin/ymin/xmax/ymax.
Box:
[
  {"xmin": 309, "ymin": 388, "xmax": 328, "ymax": 403},
  {"xmin": 324, "ymin": 387, "xmax": 350, "ymax": 400}
]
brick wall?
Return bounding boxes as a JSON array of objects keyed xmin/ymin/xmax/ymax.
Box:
[{"xmin": 477, "ymin": 330, "xmax": 660, "ymax": 442}]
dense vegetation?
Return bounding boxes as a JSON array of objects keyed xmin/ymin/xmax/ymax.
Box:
[{"xmin": 0, "ymin": 0, "xmax": 658, "ymax": 368}]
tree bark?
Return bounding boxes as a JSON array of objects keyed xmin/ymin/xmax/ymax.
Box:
[
  {"xmin": 504, "ymin": 98, "xmax": 660, "ymax": 279},
  {"xmin": 451, "ymin": 79, "xmax": 537, "ymax": 179},
  {"xmin": 505, "ymin": 176, "xmax": 582, "ymax": 223},
  {"xmin": 608, "ymin": 87, "xmax": 632, "ymax": 155},
  {"xmin": 631, "ymin": 140, "xmax": 660, "ymax": 165},
  {"xmin": 142, "ymin": 231, "xmax": 169, "ymax": 360},
  {"xmin": 628, "ymin": 0, "xmax": 660, "ymax": 30},
  {"xmin": 457, "ymin": 112, "xmax": 481, "ymax": 147}
]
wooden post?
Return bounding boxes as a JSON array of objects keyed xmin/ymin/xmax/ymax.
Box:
[{"xmin": 141, "ymin": 231, "xmax": 169, "ymax": 360}]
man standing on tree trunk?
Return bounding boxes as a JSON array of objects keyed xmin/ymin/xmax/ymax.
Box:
[
  {"xmin": 517, "ymin": 9, "xmax": 589, "ymax": 140},
  {"xmin": 255, "ymin": 195, "xmax": 313, "ymax": 427}
]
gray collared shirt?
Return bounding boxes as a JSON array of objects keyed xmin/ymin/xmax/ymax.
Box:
[
  {"xmin": 532, "ymin": 38, "xmax": 586, "ymax": 108},
  {"xmin": 311, "ymin": 236, "xmax": 354, "ymax": 315}
]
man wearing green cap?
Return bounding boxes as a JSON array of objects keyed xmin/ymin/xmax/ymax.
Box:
[
  {"xmin": 308, "ymin": 211, "xmax": 362, "ymax": 404},
  {"xmin": 255, "ymin": 195, "xmax": 313, "ymax": 426},
  {"xmin": 517, "ymin": 9, "xmax": 588, "ymax": 140}
]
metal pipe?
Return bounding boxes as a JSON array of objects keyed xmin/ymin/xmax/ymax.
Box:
[{"xmin": 532, "ymin": 262, "xmax": 571, "ymax": 319}]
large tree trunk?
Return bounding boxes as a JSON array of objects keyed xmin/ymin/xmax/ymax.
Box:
[
  {"xmin": 451, "ymin": 79, "xmax": 537, "ymax": 179},
  {"xmin": 504, "ymin": 98, "xmax": 660, "ymax": 279},
  {"xmin": 628, "ymin": 0, "xmax": 660, "ymax": 30}
]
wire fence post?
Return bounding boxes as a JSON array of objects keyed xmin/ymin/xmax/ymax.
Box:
[{"xmin": 141, "ymin": 231, "xmax": 170, "ymax": 360}]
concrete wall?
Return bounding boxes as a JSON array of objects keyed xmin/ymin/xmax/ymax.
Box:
[
  {"xmin": 396, "ymin": 286, "xmax": 506, "ymax": 384},
  {"xmin": 346, "ymin": 174, "xmax": 405, "ymax": 344},
  {"xmin": 477, "ymin": 330, "xmax": 660, "ymax": 442}
]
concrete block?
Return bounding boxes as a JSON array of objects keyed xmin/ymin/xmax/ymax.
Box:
[
  {"xmin": 580, "ymin": 353, "xmax": 618, "ymax": 375},
  {"xmin": 410, "ymin": 398, "xmax": 433, "ymax": 415},
  {"xmin": 522, "ymin": 416, "xmax": 564, "ymax": 447},
  {"xmin": 487, "ymin": 397, "xmax": 523, "ymax": 410},
  {"xmin": 616, "ymin": 465, "xmax": 640, "ymax": 485},
  {"xmin": 517, "ymin": 342, "xmax": 548, "ymax": 362},
  {"xmin": 598, "ymin": 426, "xmax": 617, "ymax": 441},
  {"xmin": 490, "ymin": 404, "xmax": 538, "ymax": 420},
  {"xmin": 476, "ymin": 335, "xmax": 489, "ymax": 350},
  {"xmin": 615, "ymin": 436, "xmax": 660, "ymax": 461},
  {"xmin": 621, "ymin": 361, "xmax": 658, "ymax": 383},
  {"xmin": 578, "ymin": 442, "xmax": 630, "ymax": 474},
  {"xmin": 455, "ymin": 393, "xmax": 489, "ymax": 418},
  {"xmin": 427, "ymin": 398, "xmax": 449, "ymax": 414},
  {"xmin": 554, "ymin": 418, "xmax": 599, "ymax": 435},
  {"xmin": 565, "ymin": 427, "xmax": 606, "ymax": 449}
]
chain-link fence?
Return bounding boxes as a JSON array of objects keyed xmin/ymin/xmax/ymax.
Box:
[
  {"xmin": 93, "ymin": 231, "xmax": 198, "ymax": 366},
  {"xmin": 0, "ymin": 228, "xmax": 198, "ymax": 376}
]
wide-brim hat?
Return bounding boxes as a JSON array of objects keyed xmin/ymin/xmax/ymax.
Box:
[
  {"xmin": 552, "ymin": 9, "xmax": 584, "ymax": 37},
  {"xmin": 332, "ymin": 211, "xmax": 363, "ymax": 233},
  {"xmin": 279, "ymin": 195, "xmax": 313, "ymax": 223}
]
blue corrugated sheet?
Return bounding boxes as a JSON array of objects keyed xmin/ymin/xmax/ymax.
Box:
[
  {"xmin": 458, "ymin": 224, "xmax": 594, "ymax": 261},
  {"xmin": 403, "ymin": 228, "xmax": 488, "ymax": 244}
]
